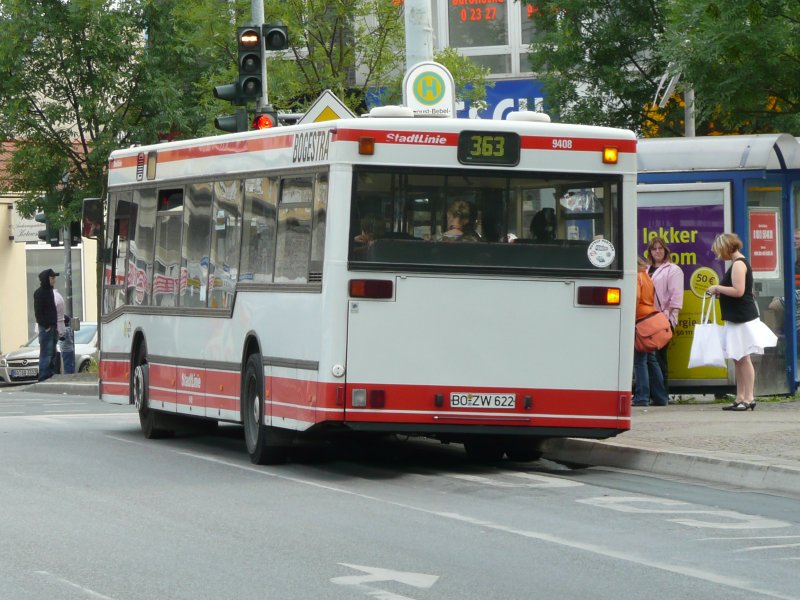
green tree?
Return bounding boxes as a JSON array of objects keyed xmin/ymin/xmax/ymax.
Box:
[
  {"xmin": 526, "ymin": 0, "xmax": 679, "ymax": 135},
  {"xmin": 0, "ymin": 0, "xmax": 230, "ymax": 224},
  {"xmin": 660, "ymin": 0, "xmax": 800, "ymax": 134}
]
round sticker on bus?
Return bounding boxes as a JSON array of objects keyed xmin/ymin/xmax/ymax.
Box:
[{"xmin": 587, "ymin": 238, "xmax": 616, "ymax": 268}]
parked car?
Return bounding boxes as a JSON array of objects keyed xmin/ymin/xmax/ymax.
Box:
[{"xmin": 0, "ymin": 322, "xmax": 97, "ymax": 383}]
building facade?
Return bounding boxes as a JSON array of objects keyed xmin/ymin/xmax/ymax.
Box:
[{"xmin": 0, "ymin": 195, "xmax": 98, "ymax": 355}]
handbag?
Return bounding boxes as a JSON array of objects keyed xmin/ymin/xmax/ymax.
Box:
[
  {"xmin": 687, "ymin": 294, "xmax": 726, "ymax": 368},
  {"xmin": 634, "ymin": 310, "xmax": 673, "ymax": 352}
]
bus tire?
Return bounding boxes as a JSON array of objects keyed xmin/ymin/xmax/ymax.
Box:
[
  {"xmin": 504, "ymin": 437, "xmax": 544, "ymax": 462},
  {"xmin": 242, "ymin": 354, "xmax": 289, "ymax": 465},
  {"xmin": 464, "ymin": 438, "xmax": 504, "ymax": 463},
  {"xmin": 133, "ymin": 343, "xmax": 173, "ymax": 440}
]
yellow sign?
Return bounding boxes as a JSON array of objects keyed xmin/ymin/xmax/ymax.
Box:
[{"xmin": 298, "ymin": 90, "xmax": 356, "ymax": 125}]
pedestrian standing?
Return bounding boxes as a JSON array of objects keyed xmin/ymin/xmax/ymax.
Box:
[
  {"xmin": 646, "ymin": 236, "xmax": 684, "ymax": 391},
  {"xmin": 633, "ymin": 257, "xmax": 670, "ymax": 407},
  {"xmin": 59, "ymin": 315, "xmax": 76, "ymax": 374},
  {"xmin": 53, "ymin": 286, "xmax": 66, "ymax": 374},
  {"xmin": 33, "ymin": 269, "xmax": 59, "ymax": 381},
  {"xmin": 707, "ymin": 233, "xmax": 778, "ymax": 411}
]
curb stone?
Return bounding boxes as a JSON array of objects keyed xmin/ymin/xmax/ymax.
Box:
[{"xmin": 542, "ymin": 438, "xmax": 800, "ymax": 497}]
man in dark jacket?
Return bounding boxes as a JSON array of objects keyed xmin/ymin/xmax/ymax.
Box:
[{"xmin": 33, "ymin": 268, "xmax": 59, "ymax": 381}]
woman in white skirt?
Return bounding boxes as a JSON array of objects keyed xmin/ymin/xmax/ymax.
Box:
[{"xmin": 707, "ymin": 233, "xmax": 778, "ymax": 411}]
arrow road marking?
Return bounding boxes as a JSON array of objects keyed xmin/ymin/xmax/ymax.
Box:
[{"xmin": 331, "ymin": 563, "xmax": 438, "ymax": 588}]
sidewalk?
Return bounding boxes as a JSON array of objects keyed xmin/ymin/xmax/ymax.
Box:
[
  {"xmin": 543, "ymin": 399, "xmax": 800, "ymax": 497},
  {"xmin": 17, "ymin": 376, "xmax": 800, "ymax": 496}
]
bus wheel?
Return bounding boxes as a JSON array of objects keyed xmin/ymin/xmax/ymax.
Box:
[
  {"xmin": 133, "ymin": 344, "xmax": 173, "ymax": 440},
  {"xmin": 464, "ymin": 438, "xmax": 504, "ymax": 463},
  {"xmin": 504, "ymin": 438, "xmax": 544, "ymax": 462},
  {"xmin": 242, "ymin": 354, "xmax": 288, "ymax": 465}
]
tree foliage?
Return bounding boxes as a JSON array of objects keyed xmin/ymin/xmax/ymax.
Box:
[
  {"xmin": 526, "ymin": 0, "xmax": 800, "ymax": 136},
  {"xmin": 660, "ymin": 0, "xmax": 800, "ymax": 134},
  {"xmin": 527, "ymin": 0, "xmax": 677, "ymax": 135},
  {"xmin": 0, "ymin": 0, "xmax": 230, "ymax": 224},
  {"xmin": 1, "ymin": 0, "xmax": 490, "ymax": 227}
]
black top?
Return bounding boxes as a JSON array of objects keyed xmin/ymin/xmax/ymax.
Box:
[
  {"xmin": 718, "ymin": 257, "xmax": 758, "ymax": 323},
  {"xmin": 33, "ymin": 269, "xmax": 57, "ymax": 328}
]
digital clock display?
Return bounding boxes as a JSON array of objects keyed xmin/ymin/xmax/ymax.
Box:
[{"xmin": 457, "ymin": 131, "xmax": 520, "ymax": 166}]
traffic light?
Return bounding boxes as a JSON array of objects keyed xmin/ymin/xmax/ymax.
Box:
[
  {"xmin": 35, "ymin": 212, "xmax": 60, "ymax": 247},
  {"xmin": 237, "ymin": 26, "xmax": 263, "ymax": 102},
  {"xmin": 252, "ymin": 107, "xmax": 278, "ymax": 129},
  {"xmin": 263, "ymin": 24, "xmax": 289, "ymax": 51},
  {"xmin": 214, "ymin": 109, "xmax": 249, "ymax": 133},
  {"xmin": 213, "ymin": 82, "xmax": 241, "ymax": 106},
  {"xmin": 69, "ymin": 221, "xmax": 81, "ymax": 245}
]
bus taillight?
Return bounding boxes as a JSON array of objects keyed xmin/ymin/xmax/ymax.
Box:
[
  {"xmin": 349, "ymin": 279, "xmax": 393, "ymax": 299},
  {"xmin": 351, "ymin": 388, "xmax": 386, "ymax": 408},
  {"xmin": 578, "ymin": 286, "xmax": 621, "ymax": 306}
]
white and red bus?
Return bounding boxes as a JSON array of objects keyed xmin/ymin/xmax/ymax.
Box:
[{"xmin": 93, "ymin": 108, "xmax": 637, "ymax": 464}]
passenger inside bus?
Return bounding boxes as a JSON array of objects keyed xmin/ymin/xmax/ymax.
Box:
[
  {"xmin": 437, "ymin": 199, "xmax": 480, "ymax": 242},
  {"xmin": 353, "ymin": 214, "xmax": 383, "ymax": 244},
  {"xmin": 530, "ymin": 207, "xmax": 557, "ymax": 242}
]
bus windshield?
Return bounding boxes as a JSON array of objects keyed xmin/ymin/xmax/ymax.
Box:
[{"xmin": 349, "ymin": 166, "xmax": 622, "ymax": 274}]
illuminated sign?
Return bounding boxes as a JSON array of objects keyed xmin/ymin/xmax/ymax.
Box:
[
  {"xmin": 448, "ymin": 0, "xmax": 509, "ymax": 47},
  {"xmin": 457, "ymin": 131, "xmax": 520, "ymax": 166}
]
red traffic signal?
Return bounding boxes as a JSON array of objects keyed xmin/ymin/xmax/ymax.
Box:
[{"xmin": 252, "ymin": 110, "xmax": 278, "ymax": 129}]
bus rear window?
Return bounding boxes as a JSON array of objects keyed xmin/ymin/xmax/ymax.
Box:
[{"xmin": 348, "ymin": 167, "xmax": 622, "ymax": 274}]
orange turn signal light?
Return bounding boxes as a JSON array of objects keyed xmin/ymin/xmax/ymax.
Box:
[
  {"xmin": 602, "ymin": 146, "xmax": 618, "ymax": 164},
  {"xmin": 359, "ymin": 137, "xmax": 375, "ymax": 155},
  {"xmin": 577, "ymin": 286, "xmax": 620, "ymax": 306}
]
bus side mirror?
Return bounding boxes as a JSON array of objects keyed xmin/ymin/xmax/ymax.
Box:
[{"xmin": 82, "ymin": 197, "xmax": 103, "ymax": 240}]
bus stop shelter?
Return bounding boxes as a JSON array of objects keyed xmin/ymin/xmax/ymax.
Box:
[{"xmin": 637, "ymin": 134, "xmax": 800, "ymax": 396}]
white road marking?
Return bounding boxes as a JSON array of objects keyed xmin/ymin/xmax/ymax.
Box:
[
  {"xmin": 448, "ymin": 472, "xmax": 582, "ymax": 488},
  {"xmin": 735, "ymin": 543, "xmax": 800, "ymax": 552},
  {"xmin": 331, "ymin": 563, "xmax": 438, "ymax": 588},
  {"xmin": 578, "ymin": 496, "xmax": 789, "ymax": 530},
  {"xmin": 35, "ymin": 570, "xmax": 117, "ymax": 600},
  {"xmin": 700, "ymin": 536, "xmax": 800, "ymax": 541},
  {"xmin": 158, "ymin": 449, "xmax": 800, "ymax": 600}
]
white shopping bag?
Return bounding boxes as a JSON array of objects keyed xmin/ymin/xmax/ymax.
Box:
[{"xmin": 688, "ymin": 294, "xmax": 726, "ymax": 369}]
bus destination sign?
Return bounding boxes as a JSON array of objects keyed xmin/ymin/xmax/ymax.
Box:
[{"xmin": 457, "ymin": 131, "xmax": 520, "ymax": 166}]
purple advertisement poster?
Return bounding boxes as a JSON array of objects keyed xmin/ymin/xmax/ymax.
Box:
[{"xmin": 638, "ymin": 203, "xmax": 727, "ymax": 382}]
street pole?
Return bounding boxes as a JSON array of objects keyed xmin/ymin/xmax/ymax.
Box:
[
  {"xmin": 684, "ymin": 87, "xmax": 696, "ymax": 137},
  {"xmin": 252, "ymin": 0, "xmax": 267, "ymax": 109},
  {"xmin": 63, "ymin": 225, "xmax": 74, "ymax": 321},
  {"xmin": 405, "ymin": 0, "xmax": 434, "ymax": 69}
]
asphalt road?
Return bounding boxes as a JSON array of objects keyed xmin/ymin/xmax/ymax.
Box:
[{"xmin": 1, "ymin": 390, "xmax": 798, "ymax": 600}]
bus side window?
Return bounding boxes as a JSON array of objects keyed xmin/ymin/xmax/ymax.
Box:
[
  {"xmin": 208, "ymin": 180, "xmax": 243, "ymax": 308},
  {"xmin": 104, "ymin": 192, "xmax": 132, "ymax": 314},
  {"xmin": 180, "ymin": 184, "xmax": 211, "ymax": 307},
  {"xmin": 240, "ymin": 177, "xmax": 278, "ymax": 284},
  {"xmin": 309, "ymin": 173, "xmax": 328, "ymax": 279},
  {"xmin": 275, "ymin": 177, "xmax": 313, "ymax": 284},
  {"xmin": 129, "ymin": 188, "xmax": 156, "ymax": 307}
]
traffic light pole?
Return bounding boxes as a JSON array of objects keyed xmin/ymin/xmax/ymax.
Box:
[
  {"xmin": 63, "ymin": 225, "xmax": 74, "ymax": 322},
  {"xmin": 251, "ymin": 0, "xmax": 268, "ymax": 109}
]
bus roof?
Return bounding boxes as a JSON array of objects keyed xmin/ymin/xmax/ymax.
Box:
[
  {"xmin": 107, "ymin": 115, "xmax": 637, "ymax": 188},
  {"xmin": 638, "ymin": 133, "xmax": 800, "ymax": 173},
  {"xmin": 109, "ymin": 115, "xmax": 636, "ymax": 160}
]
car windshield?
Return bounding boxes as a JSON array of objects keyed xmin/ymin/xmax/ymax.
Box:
[{"xmin": 25, "ymin": 323, "xmax": 97, "ymax": 347}]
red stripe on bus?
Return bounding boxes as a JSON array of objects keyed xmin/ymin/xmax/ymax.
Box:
[
  {"xmin": 333, "ymin": 128, "xmax": 635, "ymax": 153},
  {"xmin": 521, "ymin": 136, "xmax": 636, "ymax": 153},
  {"xmin": 108, "ymin": 135, "xmax": 295, "ymax": 169},
  {"xmin": 98, "ymin": 362, "xmax": 629, "ymax": 431}
]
